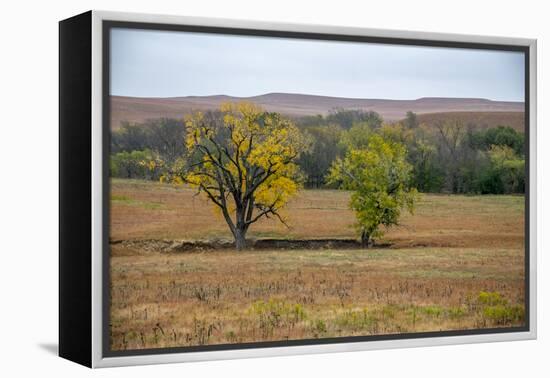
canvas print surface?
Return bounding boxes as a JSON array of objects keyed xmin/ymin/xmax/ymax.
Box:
[{"xmin": 107, "ymin": 26, "xmax": 527, "ymax": 352}]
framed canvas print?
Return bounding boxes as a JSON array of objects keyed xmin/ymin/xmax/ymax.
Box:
[{"xmin": 59, "ymin": 10, "xmax": 537, "ymax": 368}]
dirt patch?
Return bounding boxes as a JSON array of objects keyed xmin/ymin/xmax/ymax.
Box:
[{"xmin": 110, "ymin": 238, "xmax": 389, "ymax": 253}]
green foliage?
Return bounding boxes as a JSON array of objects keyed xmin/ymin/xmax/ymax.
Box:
[
  {"xmin": 328, "ymin": 132, "xmax": 418, "ymax": 245},
  {"xmin": 295, "ymin": 110, "xmax": 383, "ymax": 188},
  {"xmin": 477, "ymin": 146, "xmax": 525, "ymax": 194},
  {"xmin": 426, "ymin": 121, "xmax": 524, "ymax": 194},
  {"xmin": 476, "ymin": 291, "xmax": 524, "ymax": 326},
  {"xmin": 477, "ymin": 291, "xmax": 508, "ymax": 306},
  {"xmin": 111, "ymin": 121, "xmax": 149, "ymax": 152},
  {"xmin": 448, "ymin": 306, "xmax": 466, "ymax": 319},
  {"xmin": 482, "ymin": 305, "xmax": 524, "ymax": 325},
  {"xmin": 326, "ymin": 109, "xmax": 383, "ymax": 130},
  {"xmin": 110, "ymin": 149, "xmax": 161, "ymax": 179},
  {"xmin": 109, "ymin": 109, "xmax": 525, "ymax": 195},
  {"xmin": 298, "ymin": 124, "xmax": 344, "ymax": 187},
  {"xmin": 112, "ymin": 118, "xmax": 187, "ymax": 163},
  {"xmin": 421, "ymin": 305, "xmax": 444, "ymax": 317},
  {"xmin": 339, "ymin": 122, "xmax": 374, "ymax": 150},
  {"xmin": 110, "ymin": 118, "xmax": 187, "ymax": 180},
  {"xmin": 110, "ymin": 193, "xmax": 164, "ymax": 210},
  {"xmin": 473, "ymin": 126, "xmax": 525, "ymax": 155},
  {"xmin": 335, "ymin": 308, "xmax": 374, "ymax": 330},
  {"xmin": 417, "ymin": 305, "xmax": 466, "ymax": 319},
  {"xmin": 294, "ymin": 109, "xmax": 382, "ymax": 130},
  {"xmin": 404, "ymin": 111, "xmax": 419, "ymax": 129},
  {"xmin": 489, "ymin": 146, "xmax": 525, "ymax": 192},
  {"xmin": 313, "ymin": 319, "xmax": 327, "ymax": 334}
]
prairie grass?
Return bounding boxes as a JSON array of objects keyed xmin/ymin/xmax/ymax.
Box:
[
  {"xmin": 110, "ymin": 247, "xmax": 525, "ymax": 350},
  {"xmin": 109, "ymin": 179, "xmax": 525, "ymax": 350},
  {"xmin": 110, "ymin": 179, "xmax": 524, "ymax": 250}
]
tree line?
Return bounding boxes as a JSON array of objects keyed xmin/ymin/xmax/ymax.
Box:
[
  {"xmin": 110, "ymin": 104, "xmax": 524, "ymax": 249},
  {"xmin": 111, "ymin": 108, "xmax": 525, "ymax": 195}
]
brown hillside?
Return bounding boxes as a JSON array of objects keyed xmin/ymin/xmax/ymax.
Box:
[
  {"xmin": 110, "ymin": 93, "xmax": 524, "ymax": 129},
  {"xmin": 409, "ymin": 111, "xmax": 525, "ymax": 132}
]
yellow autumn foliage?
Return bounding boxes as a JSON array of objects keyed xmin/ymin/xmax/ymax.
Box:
[{"xmin": 167, "ymin": 102, "xmax": 307, "ymax": 237}]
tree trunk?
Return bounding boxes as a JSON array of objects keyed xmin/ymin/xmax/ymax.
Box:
[
  {"xmin": 234, "ymin": 227, "xmax": 247, "ymax": 251},
  {"xmin": 361, "ymin": 230, "xmax": 370, "ymax": 248}
]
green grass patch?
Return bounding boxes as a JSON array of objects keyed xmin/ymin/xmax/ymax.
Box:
[
  {"xmin": 398, "ymin": 269, "xmax": 480, "ymax": 279},
  {"xmin": 111, "ymin": 194, "xmax": 164, "ymax": 210},
  {"xmin": 334, "ymin": 308, "xmax": 374, "ymax": 330},
  {"xmin": 475, "ymin": 291, "xmax": 524, "ymax": 326}
]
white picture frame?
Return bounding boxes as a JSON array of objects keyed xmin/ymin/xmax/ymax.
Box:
[{"xmin": 59, "ymin": 10, "xmax": 537, "ymax": 368}]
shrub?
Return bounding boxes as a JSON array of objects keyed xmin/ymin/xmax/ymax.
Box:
[
  {"xmin": 483, "ymin": 305, "xmax": 524, "ymax": 325},
  {"xmin": 110, "ymin": 149, "xmax": 162, "ymax": 180},
  {"xmin": 335, "ymin": 308, "xmax": 373, "ymax": 330},
  {"xmin": 249, "ymin": 299, "xmax": 307, "ymax": 336},
  {"xmin": 448, "ymin": 306, "xmax": 466, "ymax": 319},
  {"xmin": 312, "ymin": 319, "xmax": 327, "ymax": 335},
  {"xmin": 477, "ymin": 291, "xmax": 524, "ymax": 326},
  {"xmin": 421, "ymin": 305, "xmax": 444, "ymax": 317},
  {"xmin": 477, "ymin": 291, "xmax": 508, "ymax": 307}
]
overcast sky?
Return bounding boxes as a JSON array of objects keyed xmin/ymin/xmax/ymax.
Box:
[{"xmin": 110, "ymin": 28, "xmax": 525, "ymax": 102}]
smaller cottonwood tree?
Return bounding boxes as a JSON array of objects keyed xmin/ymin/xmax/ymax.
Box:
[
  {"xmin": 328, "ymin": 134, "xmax": 418, "ymax": 247},
  {"xmin": 163, "ymin": 102, "xmax": 306, "ymax": 250}
]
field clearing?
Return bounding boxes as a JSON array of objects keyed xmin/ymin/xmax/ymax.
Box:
[
  {"xmin": 109, "ymin": 178, "xmax": 525, "ymax": 350},
  {"xmin": 110, "ymin": 179, "xmax": 524, "ymax": 249}
]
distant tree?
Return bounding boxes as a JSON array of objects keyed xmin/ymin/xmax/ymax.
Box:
[
  {"xmin": 327, "ymin": 109, "xmax": 383, "ymax": 130},
  {"xmin": 378, "ymin": 123, "xmax": 444, "ymax": 192},
  {"xmin": 111, "ymin": 122, "xmax": 149, "ymax": 153},
  {"xmin": 111, "ymin": 118, "xmax": 186, "ymax": 163},
  {"xmin": 163, "ymin": 102, "xmax": 307, "ymax": 250},
  {"xmin": 294, "ymin": 114, "xmax": 327, "ymax": 128},
  {"xmin": 298, "ymin": 124, "xmax": 343, "ymax": 187},
  {"xmin": 435, "ymin": 120, "xmax": 469, "ymax": 193},
  {"xmin": 146, "ymin": 118, "xmax": 187, "ymax": 163},
  {"xmin": 404, "ymin": 111, "xmax": 419, "ymax": 129},
  {"xmin": 480, "ymin": 145, "xmax": 525, "ymax": 193},
  {"xmin": 328, "ymin": 134, "xmax": 418, "ymax": 247},
  {"xmin": 110, "ymin": 149, "xmax": 160, "ymax": 179},
  {"xmin": 476, "ymin": 126, "xmax": 525, "ymax": 156}
]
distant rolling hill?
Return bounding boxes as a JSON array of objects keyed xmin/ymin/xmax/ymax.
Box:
[
  {"xmin": 406, "ymin": 111, "xmax": 525, "ymax": 132},
  {"xmin": 110, "ymin": 93, "xmax": 524, "ymax": 129}
]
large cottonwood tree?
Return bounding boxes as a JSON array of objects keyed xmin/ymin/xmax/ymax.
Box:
[{"xmin": 164, "ymin": 102, "xmax": 306, "ymax": 250}]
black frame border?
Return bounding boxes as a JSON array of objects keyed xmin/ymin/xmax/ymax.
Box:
[
  {"xmin": 59, "ymin": 10, "xmax": 93, "ymax": 367},
  {"xmin": 101, "ymin": 20, "xmax": 531, "ymax": 358}
]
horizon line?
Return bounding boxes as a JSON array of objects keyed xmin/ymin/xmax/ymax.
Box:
[{"xmin": 109, "ymin": 91, "xmax": 525, "ymax": 103}]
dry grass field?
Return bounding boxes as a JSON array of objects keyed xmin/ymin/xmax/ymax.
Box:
[{"xmin": 109, "ymin": 179, "xmax": 525, "ymax": 351}]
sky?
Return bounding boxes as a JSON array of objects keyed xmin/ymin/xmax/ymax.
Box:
[{"xmin": 110, "ymin": 28, "xmax": 525, "ymax": 102}]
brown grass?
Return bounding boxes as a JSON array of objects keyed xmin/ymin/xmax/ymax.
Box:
[
  {"xmin": 110, "ymin": 247, "xmax": 525, "ymax": 350},
  {"xmin": 110, "ymin": 179, "xmax": 524, "ymax": 250},
  {"xmin": 109, "ymin": 179, "xmax": 525, "ymax": 351}
]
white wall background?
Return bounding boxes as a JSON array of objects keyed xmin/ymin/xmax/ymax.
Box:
[{"xmin": 0, "ymin": 0, "xmax": 547, "ymax": 376}]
